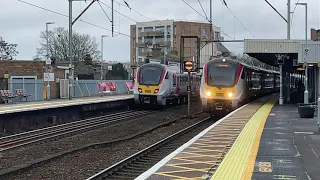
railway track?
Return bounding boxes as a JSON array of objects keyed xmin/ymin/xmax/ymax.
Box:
[
  {"xmin": 86, "ymin": 116, "xmax": 215, "ymax": 180},
  {"xmin": 0, "ymin": 110, "xmax": 154, "ymax": 152}
]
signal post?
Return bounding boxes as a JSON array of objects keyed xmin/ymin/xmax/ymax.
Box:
[{"xmin": 184, "ymin": 60, "xmax": 193, "ymax": 117}]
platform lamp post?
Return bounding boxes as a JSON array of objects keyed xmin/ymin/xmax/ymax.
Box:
[
  {"xmin": 46, "ymin": 22, "xmax": 55, "ymax": 101},
  {"xmin": 101, "ymin": 35, "xmax": 108, "ymax": 80},
  {"xmin": 295, "ymin": 2, "xmax": 309, "ymax": 104}
]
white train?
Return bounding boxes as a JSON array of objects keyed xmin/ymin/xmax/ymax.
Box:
[
  {"xmin": 200, "ymin": 57, "xmax": 281, "ymax": 116},
  {"xmin": 133, "ymin": 59, "xmax": 201, "ymax": 106}
]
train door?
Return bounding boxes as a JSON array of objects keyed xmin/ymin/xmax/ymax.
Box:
[{"xmin": 172, "ymin": 74, "xmax": 177, "ymax": 93}]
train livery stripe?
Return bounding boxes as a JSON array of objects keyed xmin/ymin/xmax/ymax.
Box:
[
  {"xmin": 159, "ymin": 68, "xmax": 167, "ymax": 84},
  {"xmin": 136, "ymin": 67, "xmax": 140, "ymax": 84},
  {"xmin": 235, "ymin": 64, "xmax": 243, "ymax": 85},
  {"xmin": 204, "ymin": 63, "xmax": 208, "ymax": 83}
]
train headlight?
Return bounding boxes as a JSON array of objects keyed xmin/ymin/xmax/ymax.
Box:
[
  {"xmin": 228, "ymin": 92, "xmax": 233, "ymax": 98},
  {"xmin": 206, "ymin": 91, "xmax": 211, "ymax": 96},
  {"xmin": 154, "ymin": 89, "xmax": 159, "ymax": 93},
  {"xmin": 138, "ymin": 88, "xmax": 142, "ymax": 93}
]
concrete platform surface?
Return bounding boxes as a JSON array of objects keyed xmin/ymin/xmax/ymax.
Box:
[{"xmin": 251, "ymin": 104, "xmax": 320, "ymax": 180}]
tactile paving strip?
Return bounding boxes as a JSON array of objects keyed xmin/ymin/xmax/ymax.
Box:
[{"xmin": 147, "ymin": 97, "xmax": 271, "ymax": 180}]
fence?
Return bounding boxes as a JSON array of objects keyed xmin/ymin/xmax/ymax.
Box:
[
  {"xmin": 8, "ymin": 79, "xmax": 44, "ymax": 102},
  {"xmin": 3, "ymin": 78, "xmax": 134, "ymax": 103},
  {"xmin": 73, "ymin": 80, "xmax": 134, "ymax": 98}
]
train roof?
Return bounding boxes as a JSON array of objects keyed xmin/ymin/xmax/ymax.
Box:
[{"xmin": 207, "ymin": 57, "xmax": 280, "ymax": 75}]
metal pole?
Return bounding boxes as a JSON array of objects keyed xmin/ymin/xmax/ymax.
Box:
[
  {"xmin": 46, "ymin": 23, "xmax": 50, "ymax": 101},
  {"xmin": 287, "ymin": 0, "xmax": 291, "ymax": 40},
  {"xmin": 46, "ymin": 22, "xmax": 54, "ymax": 101},
  {"xmin": 279, "ymin": 64, "xmax": 283, "ymax": 105},
  {"xmin": 187, "ymin": 71, "xmax": 191, "ymax": 117},
  {"xmin": 68, "ymin": 0, "xmax": 73, "ymax": 100},
  {"xmin": 304, "ymin": 3, "xmax": 309, "ymax": 104},
  {"xmin": 318, "ymin": 64, "xmax": 320, "ymax": 132},
  {"xmin": 210, "ymin": 0, "xmax": 212, "ymax": 40},
  {"xmin": 101, "ymin": 36, "xmax": 104, "ymax": 80},
  {"xmin": 111, "ymin": 0, "xmax": 114, "ymax": 37}
]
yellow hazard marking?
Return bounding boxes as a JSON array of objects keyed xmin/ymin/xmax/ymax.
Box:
[
  {"xmin": 181, "ymin": 151, "xmax": 222, "ymax": 157},
  {"xmin": 164, "ymin": 164, "xmax": 210, "ymax": 173},
  {"xmin": 154, "ymin": 172, "xmax": 200, "ymax": 179},
  {"xmin": 211, "ymin": 96, "xmax": 278, "ymax": 180},
  {"xmin": 192, "ymin": 143, "xmax": 227, "ymax": 148},
  {"xmin": 187, "ymin": 147, "xmax": 224, "ymax": 153}
]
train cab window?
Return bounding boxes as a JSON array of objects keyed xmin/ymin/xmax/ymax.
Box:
[
  {"xmin": 139, "ymin": 66, "xmax": 163, "ymax": 85},
  {"xmin": 207, "ymin": 62, "xmax": 237, "ymax": 87}
]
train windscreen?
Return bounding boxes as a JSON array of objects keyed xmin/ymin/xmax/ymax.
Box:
[
  {"xmin": 207, "ymin": 63, "xmax": 237, "ymax": 87},
  {"xmin": 139, "ymin": 66, "xmax": 163, "ymax": 85}
]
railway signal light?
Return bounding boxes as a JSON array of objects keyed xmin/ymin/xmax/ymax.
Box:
[{"xmin": 184, "ymin": 60, "xmax": 193, "ymax": 72}]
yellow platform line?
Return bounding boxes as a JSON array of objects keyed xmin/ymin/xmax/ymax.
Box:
[{"xmin": 210, "ymin": 96, "xmax": 277, "ymax": 180}]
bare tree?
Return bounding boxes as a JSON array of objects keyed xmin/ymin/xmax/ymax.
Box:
[
  {"xmin": 34, "ymin": 27, "xmax": 100, "ymax": 62},
  {"xmin": 0, "ymin": 37, "xmax": 18, "ymax": 60}
]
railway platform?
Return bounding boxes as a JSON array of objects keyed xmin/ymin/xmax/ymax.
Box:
[
  {"xmin": 0, "ymin": 95, "xmax": 133, "ymax": 134},
  {"xmin": 0, "ymin": 94, "xmax": 133, "ymax": 115},
  {"xmin": 136, "ymin": 94, "xmax": 320, "ymax": 180}
]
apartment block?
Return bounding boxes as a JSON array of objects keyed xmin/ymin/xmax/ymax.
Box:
[
  {"xmin": 311, "ymin": 28, "xmax": 320, "ymax": 41},
  {"xmin": 130, "ymin": 20, "xmax": 224, "ymax": 66}
]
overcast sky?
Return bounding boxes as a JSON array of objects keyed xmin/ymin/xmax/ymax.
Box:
[{"xmin": 1, "ymin": 0, "xmax": 320, "ymax": 62}]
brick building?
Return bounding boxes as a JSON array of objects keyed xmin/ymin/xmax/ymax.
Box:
[{"xmin": 130, "ymin": 20, "xmax": 225, "ymax": 66}]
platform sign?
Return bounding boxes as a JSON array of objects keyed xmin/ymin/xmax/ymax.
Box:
[{"xmin": 44, "ymin": 73, "xmax": 54, "ymax": 81}]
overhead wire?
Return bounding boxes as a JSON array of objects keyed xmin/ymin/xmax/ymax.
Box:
[
  {"xmin": 290, "ymin": 0, "xmax": 300, "ymax": 39},
  {"xmin": 16, "ymin": 0, "xmax": 131, "ymax": 37},
  {"xmin": 181, "ymin": 0, "xmax": 209, "ymax": 21},
  {"xmin": 97, "ymin": 1, "xmax": 112, "ymax": 22},
  {"xmin": 99, "ymin": 1, "xmax": 150, "ymax": 27},
  {"xmin": 181, "ymin": 0, "xmax": 233, "ymax": 39},
  {"xmin": 198, "ymin": 0, "xmax": 209, "ymax": 21},
  {"xmin": 219, "ymin": 0, "xmax": 256, "ymax": 38}
]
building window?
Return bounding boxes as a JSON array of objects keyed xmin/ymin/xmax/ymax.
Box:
[
  {"xmin": 167, "ymin": 25, "xmax": 171, "ymax": 35},
  {"xmin": 215, "ymin": 32, "xmax": 220, "ymax": 40},
  {"xmin": 144, "ymin": 27, "xmax": 153, "ymax": 32},
  {"xmin": 202, "ymin": 28, "xmax": 206, "ymax": 37},
  {"xmin": 138, "ymin": 28, "xmax": 142, "ymax": 37},
  {"xmin": 155, "ymin": 26, "xmax": 164, "ymax": 32}
]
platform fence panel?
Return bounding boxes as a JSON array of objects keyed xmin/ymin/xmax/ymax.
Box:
[
  {"xmin": 8, "ymin": 79, "xmax": 44, "ymax": 102},
  {"xmin": 73, "ymin": 80, "xmax": 133, "ymax": 98}
]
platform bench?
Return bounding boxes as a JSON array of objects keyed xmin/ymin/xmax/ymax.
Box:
[
  {"xmin": 0, "ymin": 90, "xmax": 17, "ymax": 104},
  {"xmin": 15, "ymin": 89, "xmax": 31, "ymax": 101}
]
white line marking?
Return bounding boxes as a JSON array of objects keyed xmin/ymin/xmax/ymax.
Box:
[
  {"xmin": 295, "ymin": 132, "xmax": 314, "ymax": 134},
  {"xmin": 134, "ymin": 103, "xmax": 249, "ymax": 180}
]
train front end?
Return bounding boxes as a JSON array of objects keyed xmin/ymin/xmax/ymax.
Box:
[
  {"xmin": 200, "ymin": 58, "xmax": 243, "ymax": 116},
  {"xmin": 133, "ymin": 63, "xmax": 167, "ymax": 106}
]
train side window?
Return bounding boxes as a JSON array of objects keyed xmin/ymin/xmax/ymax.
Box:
[
  {"xmin": 165, "ymin": 72, "xmax": 169, "ymax": 79},
  {"xmin": 241, "ymin": 69, "xmax": 245, "ymax": 79},
  {"xmin": 173, "ymin": 74, "xmax": 176, "ymax": 86}
]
